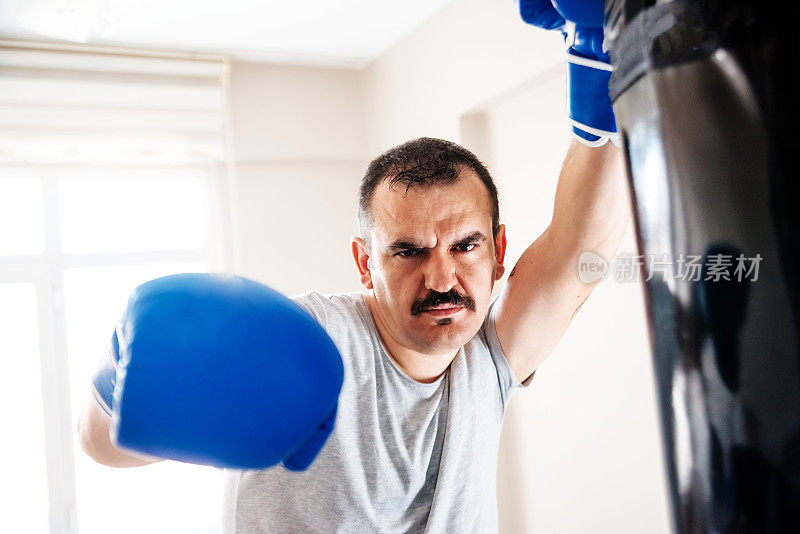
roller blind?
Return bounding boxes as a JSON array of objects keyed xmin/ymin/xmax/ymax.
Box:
[{"xmin": 0, "ymin": 41, "xmax": 228, "ymax": 165}]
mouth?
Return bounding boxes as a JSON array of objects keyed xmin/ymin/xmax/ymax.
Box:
[{"xmin": 422, "ymin": 306, "xmax": 463, "ymax": 317}]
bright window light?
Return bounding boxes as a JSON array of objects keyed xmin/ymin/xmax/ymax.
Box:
[
  {"xmin": 0, "ymin": 178, "xmax": 46, "ymax": 256},
  {"xmin": 0, "ymin": 283, "xmax": 50, "ymax": 533},
  {"xmin": 58, "ymin": 176, "xmax": 206, "ymax": 254},
  {"xmin": 1, "ymin": 46, "xmax": 228, "ymax": 533}
]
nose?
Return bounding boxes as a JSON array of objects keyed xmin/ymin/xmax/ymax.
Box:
[{"xmin": 422, "ymin": 250, "xmax": 458, "ymax": 293}]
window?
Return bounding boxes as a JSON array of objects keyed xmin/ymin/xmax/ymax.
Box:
[
  {"xmin": 0, "ymin": 42, "xmax": 231, "ymax": 534},
  {"xmin": 0, "ymin": 282, "xmax": 50, "ymax": 533}
]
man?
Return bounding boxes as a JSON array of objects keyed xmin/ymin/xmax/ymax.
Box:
[
  {"xmin": 79, "ymin": 1, "xmax": 630, "ymax": 530},
  {"xmin": 79, "ymin": 135, "xmax": 628, "ymax": 531}
]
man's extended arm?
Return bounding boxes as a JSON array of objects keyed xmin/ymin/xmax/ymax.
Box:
[
  {"xmin": 77, "ymin": 395, "xmax": 161, "ymax": 468},
  {"xmin": 493, "ymin": 140, "xmax": 630, "ymax": 383}
]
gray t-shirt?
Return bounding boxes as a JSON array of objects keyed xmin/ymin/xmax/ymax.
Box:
[{"xmin": 222, "ymin": 291, "xmax": 523, "ymax": 533}]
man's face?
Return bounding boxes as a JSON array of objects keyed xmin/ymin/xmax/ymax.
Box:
[{"xmin": 352, "ymin": 168, "xmax": 506, "ymax": 356}]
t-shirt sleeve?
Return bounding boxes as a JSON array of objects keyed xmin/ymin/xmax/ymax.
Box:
[
  {"xmin": 483, "ymin": 295, "xmax": 528, "ymax": 410},
  {"xmin": 289, "ymin": 291, "xmax": 329, "ymax": 330}
]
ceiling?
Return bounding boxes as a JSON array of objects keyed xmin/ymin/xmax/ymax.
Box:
[{"xmin": 0, "ymin": 0, "xmax": 454, "ymax": 69}]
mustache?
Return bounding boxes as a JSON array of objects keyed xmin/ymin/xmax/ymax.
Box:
[{"xmin": 410, "ymin": 289, "xmax": 476, "ymax": 316}]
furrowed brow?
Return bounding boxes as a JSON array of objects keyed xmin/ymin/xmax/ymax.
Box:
[
  {"xmin": 386, "ymin": 231, "xmax": 487, "ymax": 252},
  {"xmin": 387, "ymin": 240, "xmax": 422, "ymax": 253}
]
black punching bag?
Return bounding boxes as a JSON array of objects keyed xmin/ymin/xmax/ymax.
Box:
[{"xmin": 604, "ymin": 0, "xmax": 800, "ymax": 532}]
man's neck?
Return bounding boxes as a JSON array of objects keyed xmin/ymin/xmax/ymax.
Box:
[{"xmin": 364, "ymin": 293, "xmax": 457, "ymax": 384}]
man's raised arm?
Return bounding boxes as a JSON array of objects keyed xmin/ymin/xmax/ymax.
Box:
[
  {"xmin": 493, "ymin": 140, "xmax": 629, "ymax": 384},
  {"xmin": 494, "ymin": 0, "xmax": 633, "ymax": 383}
]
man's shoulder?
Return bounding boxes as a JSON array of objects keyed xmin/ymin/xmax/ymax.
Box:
[
  {"xmin": 289, "ymin": 290, "xmax": 367, "ymax": 330},
  {"xmin": 289, "ymin": 290, "xmax": 365, "ymax": 310}
]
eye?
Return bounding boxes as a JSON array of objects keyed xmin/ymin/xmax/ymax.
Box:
[
  {"xmin": 454, "ymin": 243, "xmax": 476, "ymax": 253},
  {"xmin": 396, "ymin": 249, "xmax": 420, "ymax": 258}
]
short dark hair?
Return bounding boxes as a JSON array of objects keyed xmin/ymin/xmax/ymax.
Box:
[{"xmin": 357, "ymin": 137, "xmax": 500, "ymax": 249}]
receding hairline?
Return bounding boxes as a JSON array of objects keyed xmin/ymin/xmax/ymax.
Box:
[{"xmin": 360, "ymin": 164, "xmax": 488, "ymax": 220}]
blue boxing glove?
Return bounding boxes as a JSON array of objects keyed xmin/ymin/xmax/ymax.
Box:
[
  {"xmin": 518, "ymin": 0, "xmax": 618, "ymax": 146},
  {"xmin": 91, "ymin": 273, "xmax": 344, "ymax": 471}
]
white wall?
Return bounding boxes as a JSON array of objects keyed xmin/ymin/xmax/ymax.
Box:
[
  {"xmin": 226, "ymin": 0, "xmax": 671, "ymax": 531},
  {"xmin": 360, "ymin": 0, "xmax": 562, "ymax": 154},
  {"xmin": 227, "ymin": 62, "xmax": 368, "ymax": 295}
]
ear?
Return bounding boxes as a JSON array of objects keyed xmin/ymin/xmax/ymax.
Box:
[
  {"xmin": 351, "ymin": 237, "xmax": 373, "ymax": 289},
  {"xmin": 494, "ymin": 224, "xmax": 507, "ymax": 280}
]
